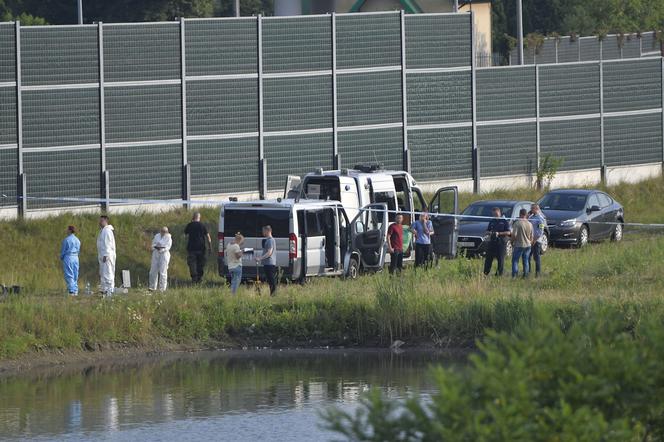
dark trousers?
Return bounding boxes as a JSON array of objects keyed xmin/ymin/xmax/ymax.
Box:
[
  {"xmin": 187, "ymin": 250, "xmax": 207, "ymax": 283},
  {"xmin": 415, "ymin": 243, "xmax": 432, "ymax": 268},
  {"xmin": 263, "ymin": 264, "xmax": 278, "ymax": 295},
  {"xmin": 389, "ymin": 251, "xmax": 403, "ymax": 274},
  {"xmin": 530, "ymin": 242, "xmax": 542, "ymax": 275},
  {"xmin": 484, "ymin": 241, "xmax": 506, "ymax": 276}
]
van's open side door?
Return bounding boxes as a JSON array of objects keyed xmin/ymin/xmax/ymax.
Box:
[
  {"xmin": 284, "ymin": 175, "xmax": 301, "ymax": 199},
  {"xmin": 429, "ymin": 186, "xmax": 458, "ymax": 259},
  {"xmin": 351, "ymin": 203, "xmax": 388, "ymax": 271}
]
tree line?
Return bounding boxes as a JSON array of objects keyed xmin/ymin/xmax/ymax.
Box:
[
  {"xmin": 1, "ymin": 0, "xmax": 663, "ymax": 57},
  {"xmin": 492, "ymin": 0, "xmax": 664, "ymax": 56}
]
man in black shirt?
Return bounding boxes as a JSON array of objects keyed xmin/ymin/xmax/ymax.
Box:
[
  {"xmin": 483, "ymin": 207, "xmax": 511, "ymax": 276},
  {"xmin": 184, "ymin": 212, "xmax": 212, "ymax": 283}
]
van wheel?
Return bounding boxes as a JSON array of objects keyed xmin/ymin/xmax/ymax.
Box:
[{"xmin": 346, "ymin": 258, "xmax": 359, "ymax": 280}]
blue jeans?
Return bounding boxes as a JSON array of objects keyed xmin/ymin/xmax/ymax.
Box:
[
  {"xmin": 512, "ymin": 247, "xmax": 531, "ymax": 278},
  {"xmin": 229, "ymin": 266, "xmax": 242, "ymax": 294}
]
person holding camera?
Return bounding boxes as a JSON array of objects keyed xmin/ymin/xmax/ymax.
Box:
[{"xmin": 483, "ymin": 207, "xmax": 511, "ymax": 276}]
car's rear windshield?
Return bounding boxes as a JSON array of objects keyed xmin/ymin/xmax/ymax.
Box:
[
  {"xmin": 224, "ymin": 208, "xmax": 290, "ymax": 237},
  {"xmin": 538, "ymin": 193, "xmax": 587, "ymax": 212},
  {"xmin": 462, "ymin": 204, "xmax": 514, "ymax": 218}
]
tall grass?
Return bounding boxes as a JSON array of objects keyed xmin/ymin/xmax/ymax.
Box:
[
  {"xmin": 2, "ymin": 233, "xmax": 664, "ymax": 360},
  {"xmin": 1, "ymin": 177, "xmax": 664, "ymax": 360}
]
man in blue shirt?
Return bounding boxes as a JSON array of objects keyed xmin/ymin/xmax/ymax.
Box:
[
  {"xmin": 484, "ymin": 207, "xmax": 511, "ymax": 276},
  {"xmin": 528, "ymin": 204, "xmax": 547, "ymax": 277},
  {"xmin": 411, "ymin": 212, "xmax": 434, "ymax": 268},
  {"xmin": 60, "ymin": 225, "xmax": 81, "ymax": 295}
]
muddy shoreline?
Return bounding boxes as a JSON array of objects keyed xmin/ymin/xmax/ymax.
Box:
[{"xmin": 0, "ymin": 340, "xmax": 463, "ymax": 378}]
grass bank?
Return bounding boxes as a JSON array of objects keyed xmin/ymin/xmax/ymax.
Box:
[
  {"xmin": 1, "ymin": 177, "xmax": 664, "ymax": 363},
  {"xmin": 2, "ymin": 232, "xmax": 664, "ymax": 362}
]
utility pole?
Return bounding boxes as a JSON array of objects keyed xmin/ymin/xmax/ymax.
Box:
[
  {"xmin": 77, "ymin": 0, "xmax": 83, "ymax": 24},
  {"xmin": 516, "ymin": 0, "xmax": 524, "ymax": 64},
  {"xmin": 453, "ymin": 0, "xmax": 458, "ymax": 13},
  {"xmin": 235, "ymin": 0, "xmax": 240, "ymax": 17}
]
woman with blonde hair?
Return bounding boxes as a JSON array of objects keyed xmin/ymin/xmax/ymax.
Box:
[{"xmin": 225, "ymin": 232, "xmax": 244, "ymax": 294}]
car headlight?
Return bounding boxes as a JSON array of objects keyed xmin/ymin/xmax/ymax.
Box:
[
  {"xmin": 559, "ymin": 218, "xmax": 577, "ymax": 227},
  {"xmin": 482, "ymin": 234, "xmax": 490, "ymax": 242}
]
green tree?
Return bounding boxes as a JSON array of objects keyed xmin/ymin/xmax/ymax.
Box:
[
  {"xmin": 323, "ymin": 304, "xmax": 664, "ymax": 441},
  {"xmin": 214, "ymin": 0, "xmax": 273, "ymax": 16}
]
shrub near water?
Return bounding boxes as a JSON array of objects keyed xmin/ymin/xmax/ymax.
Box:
[{"xmin": 323, "ymin": 304, "xmax": 664, "ymax": 441}]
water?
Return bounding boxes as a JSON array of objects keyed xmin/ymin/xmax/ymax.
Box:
[{"xmin": 0, "ymin": 349, "xmax": 464, "ymax": 441}]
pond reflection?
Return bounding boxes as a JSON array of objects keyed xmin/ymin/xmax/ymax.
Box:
[{"xmin": 0, "ymin": 349, "xmax": 465, "ymax": 441}]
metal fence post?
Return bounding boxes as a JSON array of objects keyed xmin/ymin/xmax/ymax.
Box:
[
  {"xmin": 661, "ymin": 57, "xmax": 664, "ymax": 170},
  {"xmin": 180, "ymin": 17, "xmax": 191, "ymax": 208},
  {"xmin": 257, "ymin": 15, "xmax": 266, "ymax": 199},
  {"xmin": 400, "ymin": 10, "xmax": 410, "ymax": 173},
  {"xmin": 599, "ymin": 60, "xmax": 606, "ymax": 183},
  {"xmin": 578, "ymin": 38, "xmax": 581, "ymax": 62},
  {"xmin": 599, "ymin": 38, "xmax": 603, "ymax": 62},
  {"xmin": 98, "ymin": 22, "xmax": 109, "ymax": 212},
  {"xmin": 555, "ymin": 39, "xmax": 559, "ymax": 63},
  {"xmin": 15, "ymin": 21, "xmax": 25, "ymax": 218},
  {"xmin": 470, "ymin": 12, "xmax": 479, "ymax": 194},
  {"xmin": 331, "ymin": 12, "xmax": 339, "ymax": 169},
  {"xmin": 535, "ymin": 64, "xmax": 540, "ymax": 185}
]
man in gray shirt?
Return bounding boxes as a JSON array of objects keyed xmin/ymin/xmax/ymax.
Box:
[{"xmin": 256, "ymin": 225, "xmax": 277, "ymax": 295}]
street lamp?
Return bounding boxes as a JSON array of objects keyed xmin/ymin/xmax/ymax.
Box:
[{"xmin": 516, "ymin": 0, "xmax": 524, "ymax": 64}]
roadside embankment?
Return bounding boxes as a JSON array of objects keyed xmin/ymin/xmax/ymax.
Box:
[
  {"xmin": 2, "ymin": 232, "xmax": 664, "ymax": 368},
  {"xmin": 1, "ymin": 177, "xmax": 664, "ymax": 368}
]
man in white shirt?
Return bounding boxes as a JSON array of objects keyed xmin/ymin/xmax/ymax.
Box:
[
  {"xmin": 149, "ymin": 226, "xmax": 172, "ymax": 292},
  {"xmin": 225, "ymin": 232, "xmax": 244, "ymax": 294},
  {"xmin": 97, "ymin": 215, "xmax": 116, "ymax": 295}
]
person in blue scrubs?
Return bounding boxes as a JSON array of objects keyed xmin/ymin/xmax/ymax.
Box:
[{"xmin": 61, "ymin": 225, "xmax": 81, "ymax": 296}]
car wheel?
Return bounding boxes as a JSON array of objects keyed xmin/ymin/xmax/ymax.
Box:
[
  {"xmin": 346, "ymin": 257, "xmax": 359, "ymax": 280},
  {"xmin": 577, "ymin": 225, "xmax": 589, "ymax": 248},
  {"xmin": 540, "ymin": 233, "xmax": 549, "ymax": 254},
  {"xmin": 611, "ymin": 223, "xmax": 623, "ymax": 242},
  {"xmin": 505, "ymin": 241, "xmax": 513, "ymax": 257}
]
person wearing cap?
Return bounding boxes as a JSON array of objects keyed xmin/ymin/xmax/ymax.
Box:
[
  {"xmin": 149, "ymin": 226, "xmax": 172, "ymax": 292},
  {"xmin": 225, "ymin": 232, "xmax": 245, "ymax": 294},
  {"xmin": 60, "ymin": 225, "xmax": 81, "ymax": 296}
]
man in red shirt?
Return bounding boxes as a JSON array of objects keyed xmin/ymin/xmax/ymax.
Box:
[{"xmin": 387, "ymin": 213, "xmax": 404, "ymax": 275}]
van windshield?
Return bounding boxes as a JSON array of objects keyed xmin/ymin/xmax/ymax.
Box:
[
  {"xmin": 302, "ymin": 177, "xmax": 341, "ymax": 201},
  {"xmin": 224, "ymin": 209, "xmax": 290, "ymax": 238}
]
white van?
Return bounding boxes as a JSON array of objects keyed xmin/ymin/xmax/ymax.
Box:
[
  {"xmin": 217, "ymin": 199, "xmax": 390, "ymax": 282},
  {"xmin": 285, "ymin": 163, "xmax": 460, "ymax": 260}
]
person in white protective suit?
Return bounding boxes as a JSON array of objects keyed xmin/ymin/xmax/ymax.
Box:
[
  {"xmin": 148, "ymin": 226, "xmax": 172, "ymax": 291},
  {"xmin": 97, "ymin": 215, "xmax": 116, "ymax": 295}
]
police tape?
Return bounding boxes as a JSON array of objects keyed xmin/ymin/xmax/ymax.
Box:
[{"xmin": 9, "ymin": 194, "xmax": 664, "ymax": 229}]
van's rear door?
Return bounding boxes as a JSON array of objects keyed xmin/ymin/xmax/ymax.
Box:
[
  {"xmin": 284, "ymin": 175, "xmax": 301, "ymax": 199},
  {"xmin": 351, "ymin": 203, "xmax": 388, "ymax": 271},
  {"xmin": 429, "ymin": 186, "xmax": 459, "ymax": 259}
]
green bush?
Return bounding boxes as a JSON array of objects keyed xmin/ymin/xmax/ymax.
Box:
[{"xmin": 322, "ymin": 303, "xmax": 664, "ymax": 441}]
